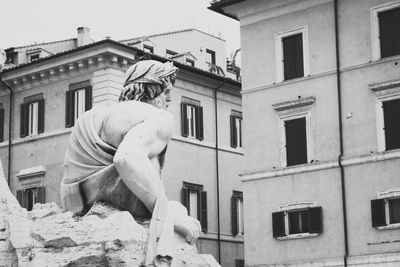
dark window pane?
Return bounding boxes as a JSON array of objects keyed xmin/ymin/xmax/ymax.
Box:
[
  {"xmin": 289, "ymin": 210, "xmax": 309, "ymax": 234},
  {"xmin": 285, "ymin": 117, "xmax": 308, "ymax": 166},
  {"xmin": 389, "ymin": 198, "xmax": 400, "ymax": 224},
  {"xmin": 383, "ymin": 99, "xmax": 400, "ymax": 150},
  {"xmin": 283, "ymin": 33, "xmax": 304, "ymax": 80},
  {"xmin": 379, "ymin": 7, "xmax": 400, "ymax": 58}
]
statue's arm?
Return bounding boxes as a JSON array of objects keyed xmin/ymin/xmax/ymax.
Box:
[{"xmin": 113, "ymin": 112, "xmax": 174, "ymax": 212}]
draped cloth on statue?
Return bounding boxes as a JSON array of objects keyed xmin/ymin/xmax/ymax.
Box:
[{"xmin": 60, "ymin": 107, "xmax": 172, "ymax": 265}]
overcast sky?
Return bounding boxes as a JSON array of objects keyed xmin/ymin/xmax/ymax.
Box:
[{"xmin": 1, "ymin": 0, "xmax": 240, "ymax": 57}]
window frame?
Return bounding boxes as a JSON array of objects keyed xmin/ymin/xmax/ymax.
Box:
[
  {"xmin": 372, "ymin": 188, "xmax": 400, "ymax": 230},
  {"xmin": 206, "ymin": 49, "xmax": 216, "ymax": 65},
  {"xmin": 230, "ymin": 110, "xmax": 243, "ymax": 149},
  {"xmin": 166, "ymin": 49, "xmax": 178, "ymax": 58},
  {"xmin": 143, "ymin": 44, "xmax": 154, "ymax": 54},
  {"xmin": 181, "ymin": 97, "xmax": 204, "ymax": 141},
  {"xmin": 16, "ymin": 186, "xmax": 45, "ymax": 211},
  {"xmin": 66, "ymin": 80, "xmax": 92, "ymax": 128},
  {"xmin": 20, "ymin": 93, "xmax": 45, "ymax": 137},
  {"xmin": 275, "ymin": 26, "xmax": 310, "ymax": 83},
  {"xmin": 186, "ymin": 58, "xmax": 195, "ymax": 67},
  {"xmin": 371, "ymin": 2, "xmax": 400, "ymax": 61},
  {"xmin": 181, "ymin": 182, "xmax": 208, "ymax": 232},
  {"xmin": 231, "ymin": 190, "xmax": 244, "ymax": 236}
]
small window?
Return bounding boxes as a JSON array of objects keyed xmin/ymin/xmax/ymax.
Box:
[
  {"xmin": 30, "ymin": 53, "xmax": 40, "ymax": 62},
  {"xmin": 235, "ymin": 259, "xmax": 244, "ymax": 267},
  {"xmin": 16, "ymin": 187, "xmax": 45, "ymax": 211},
  {"xmin": 371, "ymin": 196, "xmax": 400, "ymax": 228},
  {"xmin": 382, "ymin": 98, "xmax": 400, "ymax": 150},
  {"xmin": 231, "ymin": 191, "xmax": 244, "ymax": 236},
  {"xmin": 206, "ymin": 49, "xmax": 216, "ymax": 65},
  {"xmin": 181, "ymin": 182, "xmax": 208, "ymax": 232},
  {"xmin": 272, "ymin": 206, "xmax": 322, "ymax": 239},
  {"xmin": 181, "ymin": 98, "xmax": 204, "ymax": 141},
  {"xmin": 66, "ymin": 81, "xmax": 92, "ymax": 128},
  {"xmin": 20, "ymin": 94, "xmax": 45, "ymax": 137},
  {"xmin": 285, "ymin": 117, "xmax": 308, "ymax": 166},
  {"xmin": 186, "ymin": 58, "xmax": 195, "ymax": 67},
  {"xmin": 282, "ymin": 33, "xmax": 304, "ymax": 80},
  {"xmin": 143, "ymin": 44, "xmax": 154, "ymax": 54},
  {"xmin": 378, "ymin": 7, "xmax": 400, "ymax": 59},
  {"xmin": 166, "ymin": 49, "xmax": 178, "ymax": 58},
  {"xmin": 230, "ymin": 111, "xmax": 243, "ymax": 148},
  {"xmin": 0, "ymin": 106, "xmax": 4, "ymax": 142}
]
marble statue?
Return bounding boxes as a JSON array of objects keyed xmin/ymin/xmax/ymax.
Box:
[{"xmin": 60, "ymin": 60, "xmax": 201, "ymax": 266}]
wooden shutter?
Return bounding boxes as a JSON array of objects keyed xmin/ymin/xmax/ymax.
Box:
[
  {"xmin": 85, "ymin": 86, "xmax": 93, "ymax": 111},
  {"xmin": 181, "ymin": 102, "xmax": 189, "ymax": 137},
  {"xmin": 371, "ymin": 199, "xmax": 387, "ymax": 227},
  {"xmin": 308, "ymin": 207, "xmax": 323, "ymax": 234},
  {"xmin": 0, "ymin": 108, "xmax": 4, "ymax": 142},
  {"xmin": 37, "ymin": 187, "xmax": 46, "ymax": 204},
  {"xmin": 383, "ymin": 99, "xmax": 400, "ymax": 150},
  {"xmin": 200, "ymin": 191, "xmax": 208, "ymax": 232},
  {"xmin": 20, "ymin": 103, "xmax": 28, "ymax": 137},
  {"xmin": 285, "ymin": 118, "xmax": 308, "ymax": 166},
  {"xmin": 379, "ymin": 7, "xmax": 400, "ymax": 58},
  {"xmin": 231, "ymin": 195, "xmax": 238, "ymax": 236},
  {"xmin": 283, "ymin": 33, "xmax": 303, "ymax": 80},
  {"xmin": 16, "ymin": 190, "xmax": 23, "ymax": 207},
  {"xmin": 181, "ymin": 188, "xmax": 189, "ymax": 210},
  {"xmin": 272, "ymin": 211, "xmax": 285, "ymax": 238},
  {"xmin": 230, "ymin": 115, "xmax": 237, "ymax": 148},
  {"xmin": 65, "ymin": 91, "xmax": 73, "ymax": 128},
  {"xmin": 38, "ymin": 99, "xmax": 45, "ymax": 134},
  {"xmin": 196, "ymin": 106, "xmax": 204, "ymax": 141}
]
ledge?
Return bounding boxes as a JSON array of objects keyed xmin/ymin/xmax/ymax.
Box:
[
  {"xmin": 276, "ymin": 233, "xmax": 319, "ymax": 241},
  {"xmin": 369, "ymin": 77, "xmax": 400, "ymax": 92},
  {"xmin": 272, "ymin": 96, "xmax": 315, "ymax": 111},
  {"xmin": 17, "ymin": 165, "xmax": 46, "ymax": 180},
  {"xmin": 377, "ymin": 223, "xmax": 400, "ymax": 231}
]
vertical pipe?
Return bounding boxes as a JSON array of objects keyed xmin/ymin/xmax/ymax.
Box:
[
  {"xmin": 214, "ymin": 82, "xmax": 224, "ymax": 264},
  {"xmin": 333, "ymin": 1, "xmax": 349, "ymax": 266}
]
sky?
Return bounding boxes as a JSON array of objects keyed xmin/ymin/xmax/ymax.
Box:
[{"xmin": 0, "ymin": 0, "xmax": 240, "ymax": 57}]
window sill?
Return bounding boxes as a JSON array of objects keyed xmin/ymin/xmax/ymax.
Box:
[
  {"xmin": 377, "ymin": 223, "xmax": 400, "ymax": 231},
  {"xmin": 277, "ymin": 233, "xmax": 319, "ymax": 241}
]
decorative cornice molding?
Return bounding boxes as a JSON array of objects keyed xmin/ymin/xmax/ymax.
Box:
[
  {"xmin": 369, "ymin": 78, "xmax": 400, "ymax": 92},
  {"xmin": 273, "ymin": 96, "xmax": 315, "ymax": 111}
]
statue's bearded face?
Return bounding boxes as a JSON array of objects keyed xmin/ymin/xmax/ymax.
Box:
[{"xmin": 147, "ymin": 83, "xmax": 172, "ymax": 110}]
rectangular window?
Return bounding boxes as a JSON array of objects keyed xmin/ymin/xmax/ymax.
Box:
[
  {"xmin": 383, "ymin": 99, "xmax": 400, "ymax": 150},
  {"xmin": 166, "ymin": 49, "xmax": 178, "ymax": 58},
  {"xmin": 143, "ymin": 44, "xmax": 154, "ymax": 54},
  {"xmin": 231, "ymin": 191, "xmax": 244, "ymax": 236},
  {"xmin": 230, "ymin": 111, "xmax": 243, "ymax": 148},
  {"xmin": 181, "ymin": 182, "xmax": 208, "ymax": 232},
  {"xmin": 285, "ymin": 117, "xmax": 308, "ymax": 166},
  {"xmin": 30, "ymin": 53, "xmax": 40, "ymax": 62},
  {"xmin": 371, "ymin": 197, "xmax": 400, "ymax": 227},
  {"xmin": 0, "ymin": 106, "xmax": 4, "ymax": 142},
  {"xmin": 272, "ymin": 206, "xmax": 322, "ymax": 239},
  {"xmin": 66, "ymin": 81, "xmax": 92, "ymax": 128},
  {"xmin": 186, "ymin": 58, "xmax": 195, "ymax": 67},
  {"xmin": 283, "ymin": 33, "xmax": 304, "ymax": 80},
  {"xmin": 16, "ymin": 187, "xmax": 45, "ymax": 211},
  {"xmin": 235, "ymin": 259, "xmax": 244, "ymax": 267},
  {"xmin": 20, "ymin": 95, "xmax": 45, "ymax": 137},
  {"xmin": 379, "ymin": 7, "xmax": 400, "ymax": 58},
  {"xmin": 206, "ymin": 49, "xmax": 216, "ymax": 65},
  {"xmin": 181, "ymin": 98, "xmax": 204, "ymax": 141}
]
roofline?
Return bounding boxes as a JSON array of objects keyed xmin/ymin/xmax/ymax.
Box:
[
  {"xmin": 1, "ymin": 39, "xmax": 240, "ymax": 87},
  {"xmin": 208, "ymin": 0, "xmax": 245, "ymax": 20},
  {"xmin": 7, "ymin": 38, "xmax": 76, "ymax": 50}
]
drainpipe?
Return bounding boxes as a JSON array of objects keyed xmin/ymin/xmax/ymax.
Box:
[
  {"xmin": 0, "ymin": 76, "xmax": 13, "ymax": 187},
  {"xmin": 334, "ymin": 1, "xmax": 349, "ymax": 266},
  {"xmin": 214, "ymin": 82, "xmax": 225, "ymax": 264}
]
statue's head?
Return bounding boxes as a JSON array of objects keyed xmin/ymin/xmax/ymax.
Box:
[{"xmin": 119, "ymin": 59, "xmax": 178, "ymax": 109}]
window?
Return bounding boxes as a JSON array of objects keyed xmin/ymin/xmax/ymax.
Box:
[
  {"xmin": 371, "ymin": 189, "xmax": 400, "ymax": 229},
  {"xmin": 206, "ymin": 49, "xmax": 216, "ymax": 65},
  {"xmin": 181, "ymin": 182, "xmax": 208, "ymax": 232},
  {"xmin": 30, "ymin": 53, "xmax": 40, "ymax": 62},
  {"xmin": 235, "ymin": 259, "xmax": 244, "ymax": 267},
  {"xmin": 275, "ymin": 26, "xmax": 309, "ymax": 82},
  {"xmin": 66, "ymin": 81, "xmax": 92, "ymax": 127},
  {"xmin": 166, "ymin": 49, "xmax": 178, "ymax": 58},
  {"xmin": 273, "ymin": 96, "xmax": 314, "ymax": 167},
  {"xmin": 382, "ymin": 99, "xmax": 400, "ymax": 150},
  {"xmin": 186, "ymin": 58, "xmax": 195, "ymax": 67},
  {"xmin": 0, "ymin": 105, "xmax": 4, "ymax": 142},
  {"xmin": 20, "ymin": 94, "xmax": 45, "ymax": 137},
  {"xmin": 16, "ymin": 187, "xmax": 45, "ymax": 211},
  {"xmin": 230, "ymin": 110, "xmax": 243, "ymax": 148},
  {"xmin": 371, "ymin": 3, "xmax": 400, "ymax": 60},
  {"xmin": 231, "ymin": 191, "xmax": 244, "ymax": 236},
  {"xmin": 143, "ymin": 44, "xmax": 154, "ymax": 54},
  {"xmin": 181, "ymin": 98, "xmax": 203, "ymax": 140},
  {"xmin": 272, "ymin": 203, "xmax": 322, "ymax": 239}
]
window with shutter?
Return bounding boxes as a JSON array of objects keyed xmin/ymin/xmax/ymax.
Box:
[
  {"xmin": 181, "ymin": 182, "xmax": 207, "ymax": 232},
  {"xmin": 389, "ymin": 198, "xmax": 400, "ymax": 224},
  {"xmin": 379, "ymin": 7, "xmax": 400, "ymax": 58},
  {"xmin": 283, "ymin": 33, "xmax": 304, "ymax": 80},
  {"xmin": 181, "ymin": 98, "xmax": 203, "ymax": 141},
  {"xmin": 17, "ymin": 187, "xmax": 46, "ymax": 211},
  {"xmin": 66, "ymin": 81, "xmax": 92, "ymax": 127},
  {"xmin": 232, "ymin": 191, "xmax": 244, "ymax": 236},
  {"xmin": 230, "ymin": 111, "xmax": 243, "ymax": 149},
  {"xmin": 382, "ymin": 99, "xmax": 400, "ymax": 150},
  {"xmin": 21, "ymin": 94, "xmax": 45, "ymax": 137},
  {"xmin": 0, "ymin": 107, "xmax": 4, "ymax": 142},
  {"xmin": 285, "ymin": 117, "xmax": 308, "ymax": 166},
  {"xmin": 272, "ymin": 211, "xmax": 285, "ymax": 238}
]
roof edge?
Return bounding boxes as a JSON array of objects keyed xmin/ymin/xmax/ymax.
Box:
[{"xmin": 208, "ymin": 0, "xmax": 245, "ymax": 20}]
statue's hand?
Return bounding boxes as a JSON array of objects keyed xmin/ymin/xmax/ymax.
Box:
[{"xmin": 173, "ymin": 215, "xmax": 201, "ymax": 245}]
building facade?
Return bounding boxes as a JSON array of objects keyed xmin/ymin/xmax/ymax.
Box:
[
  {"xmin": 211, "ymin": 0, "xmax": 400, "ymax": 266},
  {"xmin": 0, "ymin": 33, "xmax": 244, "ymax": 266}
]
